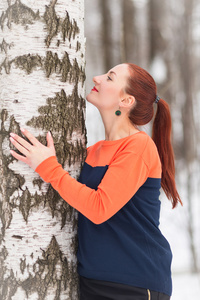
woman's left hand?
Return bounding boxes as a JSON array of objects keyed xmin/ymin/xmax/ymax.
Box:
[{"xmin": 10, "ymin": 128, "xmax": 56, "ymax": 170}]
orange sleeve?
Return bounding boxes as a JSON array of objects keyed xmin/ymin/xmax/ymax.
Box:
[{"xmin": 35, "ymin": 150, "xmax": 149, "ymax": 224}]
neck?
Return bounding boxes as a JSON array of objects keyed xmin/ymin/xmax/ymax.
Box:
[{"xmin": 100, "ymin": 110, "xmax": 139, "ymax": 141}]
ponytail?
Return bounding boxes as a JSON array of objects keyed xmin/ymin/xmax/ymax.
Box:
[
  {"xmin": 125, "ymin": 63, "xmax": 182, "ymax": 208},
  {"xmin": 152, "ymin": 99, "xmax": 182, "ymax": 208}
]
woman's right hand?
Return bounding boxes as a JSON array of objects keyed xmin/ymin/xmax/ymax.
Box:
[{"xmin": 10, "ymin": 128, "xmax": 56, "ymax": 171}]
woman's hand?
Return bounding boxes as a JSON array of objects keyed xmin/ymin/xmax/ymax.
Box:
[{"xmin": 10, "ymin": 128, "xmax": 56, "ymax": 170}]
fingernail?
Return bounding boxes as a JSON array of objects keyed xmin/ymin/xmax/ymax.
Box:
[
  {"xmin": 20, "ymin": 128, "xmax": 25, "ymax": 132},
  {"xmin": 10, "ymin": 132, "xmax": 15, "ymax": 137},
  {"xmin": 48, "ymin": 131, "xmax": 51, "ymax": 136}
]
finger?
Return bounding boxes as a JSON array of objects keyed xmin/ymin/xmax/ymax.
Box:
[
  {"xmin": 10, "ymin": 136, "xmax": 29, "ymax": 157},
  {"xmin": 10, "ymin": 133, "xmax": 32, "ymax": 151},
  {"xmin": 20, "ymin": 128, "xmax": 40, "ymax": 146},
  {"xmin": 46, "ymin": 131, "xmax": 55, "ymax": 150},
  {"xmin": 10, "ymin": 149, "xmax": 28, "ymax": 164}
]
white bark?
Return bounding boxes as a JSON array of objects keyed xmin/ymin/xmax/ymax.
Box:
[{"xmin": 0, "ymin": 0, "xmax": 85, "ymax": 299}]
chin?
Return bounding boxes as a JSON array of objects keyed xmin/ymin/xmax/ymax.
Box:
[{"xmin": 86, "ymin": 93, "xmax": 94, "ymax": 104}]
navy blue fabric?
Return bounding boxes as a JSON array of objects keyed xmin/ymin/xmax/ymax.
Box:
[{"xmin": 77, "ymin": 162, "xmax": 172, "ymax": 296}]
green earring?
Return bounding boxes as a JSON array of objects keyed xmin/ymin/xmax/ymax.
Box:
[{"xmin": 115, "ymin": 110, "xmax": 121, "ymax": 116}]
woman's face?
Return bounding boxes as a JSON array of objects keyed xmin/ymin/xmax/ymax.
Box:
[{"xmin": 86, "ymin": 64, "xmax": 129, "ymax": 113}]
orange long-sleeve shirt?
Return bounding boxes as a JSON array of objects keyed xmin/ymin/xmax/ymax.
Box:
[{"xmin": 35, "ymin": 131, "xmax": 161, "ymax": 224}]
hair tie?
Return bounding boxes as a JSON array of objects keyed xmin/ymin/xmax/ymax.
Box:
[{"xmin": 155, "ymin": 96, "xmax": 160, "ymax": 104}]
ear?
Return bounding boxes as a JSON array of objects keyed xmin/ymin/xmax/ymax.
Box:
[{"xmin": 120, "ymin": 95, "xmax": 135, "ymax": 108}]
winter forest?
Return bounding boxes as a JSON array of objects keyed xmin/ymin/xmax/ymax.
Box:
[
  {"xmin": 0, "ymin": 0, "xmax": 200, "ymax": 299},
  {"xmin": 85, "ymin": 0, "xmax": 200, "ymax": 299}
]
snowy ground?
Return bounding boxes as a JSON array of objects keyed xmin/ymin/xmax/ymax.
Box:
[{"xmin": 172, "ymin": 273, "xmax": 200, "ymax": 300}]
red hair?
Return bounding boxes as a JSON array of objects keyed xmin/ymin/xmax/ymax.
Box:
[{"xmin": 125, "ymin": 63, "xmax": 182, "ymax": 208}]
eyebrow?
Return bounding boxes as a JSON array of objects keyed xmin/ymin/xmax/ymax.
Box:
[{"xmin": 109, "ymin": 71, "xmax": 117, "ymax": 76}]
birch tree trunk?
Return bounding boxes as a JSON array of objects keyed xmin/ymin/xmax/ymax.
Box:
[{"xmin": 0, "ymin": 0, "xmax": 86, "ymax": 299}]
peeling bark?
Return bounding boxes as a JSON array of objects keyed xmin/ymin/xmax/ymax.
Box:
[{"xmin": 0, "ymin": 0, "xmax": 85, "ymax": 299}]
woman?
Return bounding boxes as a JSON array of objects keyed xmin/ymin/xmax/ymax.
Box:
[{"xmin": 10, "ymin": 63, "xmax": 182, "ymax": 300}]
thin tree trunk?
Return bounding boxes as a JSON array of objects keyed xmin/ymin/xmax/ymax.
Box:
[
  {"xmin": 0, "ymin": 0, "xmax": 86, "ymax": 299},
  {"xmin": 100, "ymin": 0, "xmax": 113, "ymax": 71},
  {"xmin": 121, "ymin": 0, "xmax": 149, "ymax": 68},
  {"xmin": 179, "ymin": 0, "xmax": 198, "ymax": 273},
  {"xmin": 121, "ymin": 0, "xmax": 135, "ymax": 63}
]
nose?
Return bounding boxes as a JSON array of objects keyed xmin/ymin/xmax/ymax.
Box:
[{"xmin": 93, "ymin": 75, "xmax": 101, "ymax": 84}]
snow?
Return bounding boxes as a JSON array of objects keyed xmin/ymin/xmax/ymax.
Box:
[{"xmin": 172, "ymin": 273, "xmax": 200, "ymax": 300}]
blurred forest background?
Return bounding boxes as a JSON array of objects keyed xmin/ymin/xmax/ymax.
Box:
[{"xmin": 84, "ymin": 0, "xmax": 200, "ymax": 299}]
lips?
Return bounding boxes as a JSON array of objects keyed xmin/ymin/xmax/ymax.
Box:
[{"xmin": 91, "ymin": 86, "xmax": 98, "ymax": 92}]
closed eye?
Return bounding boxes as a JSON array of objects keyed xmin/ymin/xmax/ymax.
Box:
[{"xmin": 107, "ymin": 76, "xmax": 112, "ymax": 81}]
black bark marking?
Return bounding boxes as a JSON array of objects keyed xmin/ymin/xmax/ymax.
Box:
[
  {"xmin": 44, "ymin": 51, "xmax": 85, "ymax": 85},
  {"xmin": 20, "ymin": 236, "xmax": 78, "ymax": 299},
  {"xmin": 44, "ymin": 0, "xmax": 59, "ymax": 48},
  {"xmin": 0, "ymin": 0, "xmax": 40, "ymax": 30},
  {"xmin": 0, "ymin": 269, "xmax": 18, "ymax": 299},
  {"xmin": 12, "ymin": 235, "xmax": 24, "ymax": 239},
  {"xmin": 0, "ymin": 39, "xmax": 13, "ymax": 54},
  {"xmin": 0, "ymin": 52, "xmax": 85, "ymax": 86},
  {"xmin": 14, "ymin": 54, "xmax": 43, "ymax": 74},
  {"xmin": 62, "ymin": 11, "xmax": 79, "ymax": 42},
  {"xmin": 20, "ymin": 257, "xmax": 26, "ymax": 274},
  {"xmin": 44, "ymin": 0, "xmax": 80, "ymax": 48},
  {"xmin": 0, "ymin": 112, "xmax": 26, "ymax": 238}
]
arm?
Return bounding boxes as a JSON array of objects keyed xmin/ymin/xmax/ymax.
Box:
[
  {"xmin": 10, "ymin": 129, "xmax": 149, "ymax": 224},
  {"xmin": 35, "ymin": 150, "xmax": 149, "ymax": 224}
]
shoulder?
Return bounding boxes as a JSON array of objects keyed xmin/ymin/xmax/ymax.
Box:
[
  {"xmin": 131, "ymin": 131, "xmax": 160, "ymax": 159},
  {"xmin": 120, "ymin": 132, "xmax": 161, "ymax": 177},
  {"xmin": 119, "ymin": 131, "xmax": 154, "ymax": 155},
  {"xmin": 135, "ymin": 132, "xmax": 161, "ymax": 177}
]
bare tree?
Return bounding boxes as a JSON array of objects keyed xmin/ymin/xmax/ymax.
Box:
[
  {"xmin": 99, "ymin": 0, "xmax": 123, "ymax": 71},
  {"xmin": 0, "ymin": 0, "xmax": 86, "ymax": 299},
  {"xmin": 99, "ymin": 0, "xmax": 113, "ymax": 70},
  {"xmin": 178, "ymin": 0, "xmax": 199, "ymax": 273},
  {"xmin": 121, "ymin": 0, "xmax": 136, "ymax": 63}
]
